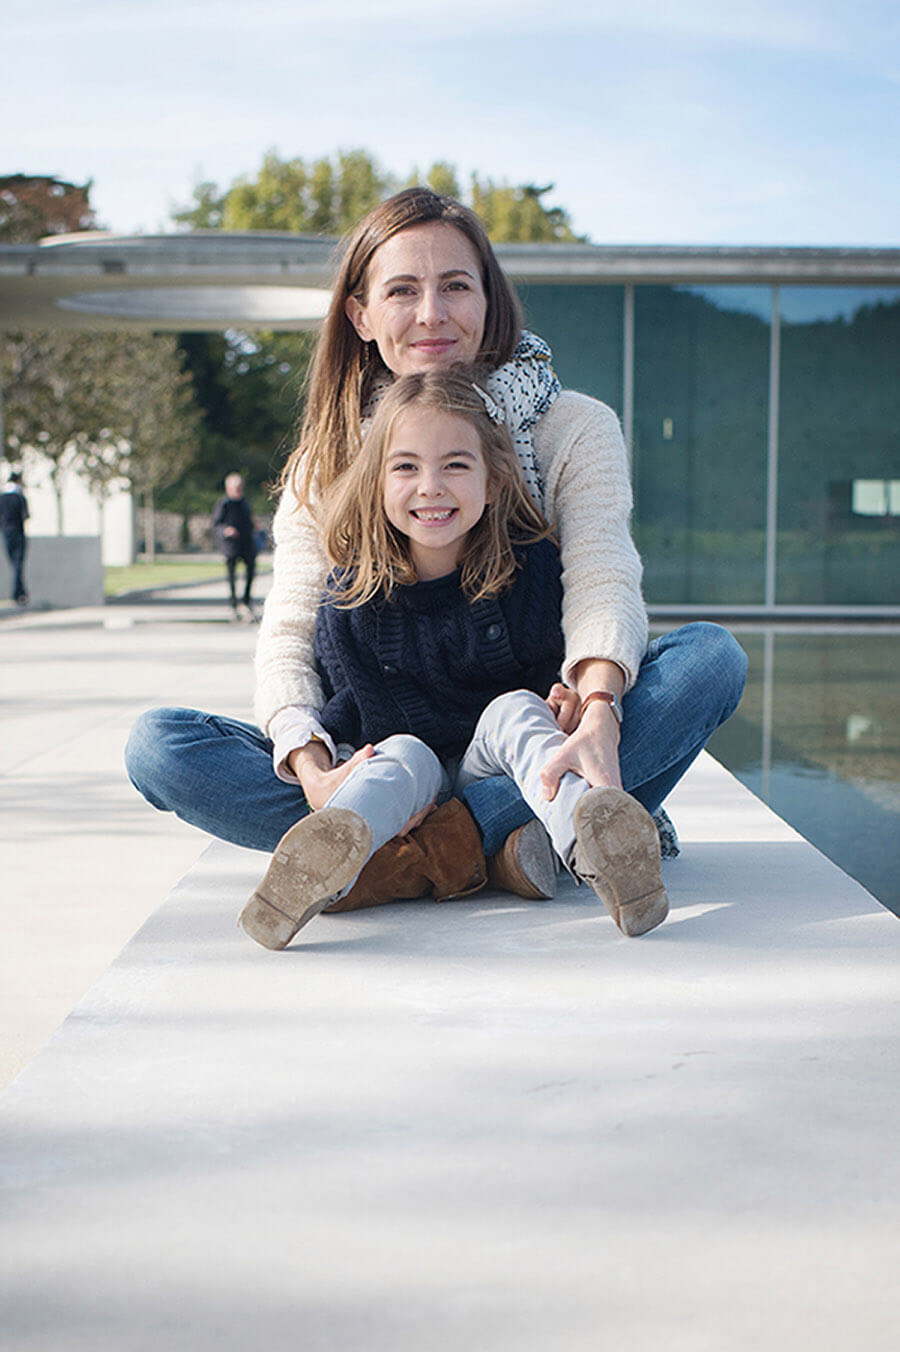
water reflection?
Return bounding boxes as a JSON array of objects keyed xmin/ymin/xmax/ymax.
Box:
[{"xmin": 684, "ymin": 626, "xmax": 900, "ymax": 917}]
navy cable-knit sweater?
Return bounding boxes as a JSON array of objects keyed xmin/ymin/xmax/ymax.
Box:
[{"xmin": 315, "ymin": 538, "xmax": 564, "ymax": 761}]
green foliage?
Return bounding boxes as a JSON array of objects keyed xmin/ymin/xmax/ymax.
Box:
[
  {"xmin": 425, "ymin": 162, "xmax": 462, "ymax": 199},
  {"xmin": 159, "ymin": 329, "xmax": 315, "ymax": 516},
  {"xmin": 470, "ymin": 177, "xmax": 584, "ymax": 243},
  {"xmin": 174, "ymin": 149, "xmax": 584, "ymax": 245},
  {"xmin": 171, "ymin": 180, "xmax": 226, "ymax": 230},
  {"xmin": 1, "ymin": 330, "xmax": 202, "ymax": 530},
  {"xmin": 175, "ymin": 149, "xmax": 396, "ymax": 237}
]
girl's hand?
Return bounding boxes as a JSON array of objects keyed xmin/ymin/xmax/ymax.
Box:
[
  {"xmin": 544, "ymin": 682, "xmax": 582, "ymax": 733},
  {"xmin": 294, "ymin": 742, "xmax": 433, "ymax": 837},
  {"xmin": 296, "ymin": 743, "xmax": 376, "ymax": 811},
  {"xmin": 540, "ymin": 698, "xmax": 623, "ymax": 802}
]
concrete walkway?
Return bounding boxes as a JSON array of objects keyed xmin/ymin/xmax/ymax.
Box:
[
  {"xmin": 1, "ymin": 583, "xmax": 898, "ymax": 1350},
  {"xmin": 0, "ymin": 573, "xmax": 270, "ymax": 1088}
]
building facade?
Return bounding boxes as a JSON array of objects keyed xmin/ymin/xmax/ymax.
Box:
[{"xmin": 1, "ymin": 234, "xmax": 897, "ymax": 612}]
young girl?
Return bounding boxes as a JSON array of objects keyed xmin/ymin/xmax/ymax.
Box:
[{"xmin": 239, "ymin": 370, "xmax": 669, "ymax": 950}]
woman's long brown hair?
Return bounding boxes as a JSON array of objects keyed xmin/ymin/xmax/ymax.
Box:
[{"xmin": 280, "ymin": 187, "xmax": 523, "ymax": 511}]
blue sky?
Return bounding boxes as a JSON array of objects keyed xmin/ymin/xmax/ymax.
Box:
[{"xmin": 3, "ymin": 0, "xmax": 897, "ymax": 245}]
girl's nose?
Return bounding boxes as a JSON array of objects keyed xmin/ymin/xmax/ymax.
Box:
[{"xmin": 418, "ymin": 470, "xmax": 445, "ymax": 497}]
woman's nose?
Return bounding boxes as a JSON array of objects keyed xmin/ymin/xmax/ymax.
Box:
[{"xmin": 417, "ymin": 287, "xmax": 448, "ymax": 326}]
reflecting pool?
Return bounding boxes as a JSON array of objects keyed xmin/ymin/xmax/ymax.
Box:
[{"xmin": 675, "ymin": 626, "xmax": 900, "ymax": 917}]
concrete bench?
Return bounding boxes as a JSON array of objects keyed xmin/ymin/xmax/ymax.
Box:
[{"xmin": 1, "ymin": 753, "xmax": 897, "ymax": 1352}]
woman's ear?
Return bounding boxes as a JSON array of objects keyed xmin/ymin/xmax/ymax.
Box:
[{"xmin": 345, "ymin": 295, "xmax": 373, "ymax": 342}]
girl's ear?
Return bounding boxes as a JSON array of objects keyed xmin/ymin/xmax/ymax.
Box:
[{"xmin": 345, "ymin": 295, "xmax": 373, "ymax": 342}]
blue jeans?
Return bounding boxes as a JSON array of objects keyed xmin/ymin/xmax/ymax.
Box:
[{"xmin": 125, "ymin": 622, "xmax": 747, "ymax": 857}]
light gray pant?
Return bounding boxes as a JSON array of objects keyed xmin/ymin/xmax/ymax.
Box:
[{"xmin": 324, "ymin": 691, "xmax": 587, "ymax": 887}]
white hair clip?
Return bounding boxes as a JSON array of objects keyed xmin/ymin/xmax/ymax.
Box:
[{"xmin": 471, "ymin": 384, "xmax": 505, "ymax": 425}]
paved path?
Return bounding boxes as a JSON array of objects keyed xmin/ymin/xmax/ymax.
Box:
[
  {"xmin": 1, "ymin": 753, "xmax": 897, "ymax": 1351},
  {"xmin": 0, "ymin": 573, "xmax": 270, "ymax": 1088}
]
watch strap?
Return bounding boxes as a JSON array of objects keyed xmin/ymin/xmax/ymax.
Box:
[{"xmin": 578, "ymin": 690, "xmax": 623, "ymax": 726}]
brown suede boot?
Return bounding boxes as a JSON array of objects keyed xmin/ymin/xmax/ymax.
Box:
[
  {"xmin": 323, "ymin": 797, "xmax": 487, "ymax": 913},
  {"xmin": 487, "ymin": 818, "xmax": 556, "ymax": 900}
]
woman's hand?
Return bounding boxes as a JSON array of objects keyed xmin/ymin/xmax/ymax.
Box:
[
  {"xmin": 291, "ymin": 741, "xmax": 376, "ymax": 811},
  {"xmin": 540, "ymin": 700, "xmax": 623, "ymax": 800},
  {"xmin": 540, "ymin": 656, "xmax": 625, "ymax": 802},
  {"xmin": 544, "ymin": 682, "xmax": 581, "ymax": 733}
]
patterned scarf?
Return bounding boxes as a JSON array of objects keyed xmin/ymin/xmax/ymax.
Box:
[
  {"xmin": 483, "ymin": 330, "xmax": 560, "ymax": 512},
  {"xmin": 360, "ymin": 330, "xmax": 561, "ymax": 513}
]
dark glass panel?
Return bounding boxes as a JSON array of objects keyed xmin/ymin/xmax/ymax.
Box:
[
  {"xmin": 516, "ymin": 283, "xmax": 623, "ymax": 408},
  {"xmin": 777, "ymin": 288, "xmax": 900, "ymax": 604},
  {"xmin": 633, "ymin": 286, "xmax": 770, "ymax": 604}
]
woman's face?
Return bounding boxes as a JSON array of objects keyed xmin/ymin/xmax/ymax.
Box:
[{"xmin": 345, "ymin": 221, "xmax": 487, "ymax": 376}]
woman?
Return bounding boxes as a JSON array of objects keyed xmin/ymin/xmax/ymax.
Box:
[{"xmin": 127, "ymin": 187, "xmax": 747, "ymax": 914}]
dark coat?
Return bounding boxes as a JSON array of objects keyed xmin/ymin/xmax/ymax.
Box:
[{"xmin": 212, "ymin": 495, "xmax": 256, "ymax": 559}]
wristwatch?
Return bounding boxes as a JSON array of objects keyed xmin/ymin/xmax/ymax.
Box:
[{"xmin": 578, "ymin": 690, "xmax": 623, "ymax": 726}]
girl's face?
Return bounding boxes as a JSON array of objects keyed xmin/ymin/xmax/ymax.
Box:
[
  {"xmin": 345, "ymin": 222, "xmax": 487, "ymax": 376},
  {"xmin": 383, "ymin": 406, "xmax": 490, "ymax": 581}
]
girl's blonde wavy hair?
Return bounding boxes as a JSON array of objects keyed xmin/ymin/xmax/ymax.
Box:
[{"xmin": 320, "ymin": 368, "xmax": 553, "ymax": 608}]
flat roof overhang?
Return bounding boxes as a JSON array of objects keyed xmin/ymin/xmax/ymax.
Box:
[{"xmin": 1, "ymin": 232, "xmax": 898, "ymax": 331}]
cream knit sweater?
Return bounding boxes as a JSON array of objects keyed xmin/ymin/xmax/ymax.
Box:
[{"xmin": 253, "ymin": 390, "xmax": 648, "ymax": 734}]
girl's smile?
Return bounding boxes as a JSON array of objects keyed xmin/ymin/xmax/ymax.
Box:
[{"xmin": 383, "ymin": 407, "xmax": 491, "ymax": 580}]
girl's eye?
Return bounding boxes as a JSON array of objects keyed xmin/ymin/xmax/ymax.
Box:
[
  {"xmin": 391, "ymin": 461, "xmax": 417, "ymax": 473},
  {"xmin": 446, "ymin": 459, "xmax": 472, "ymax": 471}
]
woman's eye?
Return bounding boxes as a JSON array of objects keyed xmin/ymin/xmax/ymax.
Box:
[
  {"xmin": 446, "ymin": 280, "xmax": 470, "ymax": 292},
  {"xmin": 387, "ymin": 285, "xmax": 415, "ymax": 298}
]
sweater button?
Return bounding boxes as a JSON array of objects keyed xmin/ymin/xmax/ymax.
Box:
[
  {"xmin": 382, "ymin": 663, "xmax": 398, "ymax": 675},
  {"xmin": 485, "ymin": 623, "xmax": 503, "ymax": 640}
]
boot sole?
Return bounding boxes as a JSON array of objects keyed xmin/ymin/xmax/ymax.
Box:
[
  {"xmin": 239, "ymin": 809, "xmax": 373, "ymax": 950},
  {"xmin": 573, "ymin": 788, "xmax": 669, "ymax": 936}
]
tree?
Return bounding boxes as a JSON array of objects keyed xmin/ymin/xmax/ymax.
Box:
[
  {"xmin": 1, "ymin": 331, "xmax": 201, "ymax": 546},
  {"xmin": 174, "ymin": 150, "xmax": 583, "ymax": 244},
  {"xmin": 174, "ymin": 149, "xmax": 395, "ymax": 237},
  {"xmin": 103, "ymin": 335, "xmax": 203, "ymax": 558},
  {"xmin": 1, "ymin": 332, "xmax": 112, "ymax": 530},
  {"xmin": 470, "ymin": 178, "xmax": 583, "ymax": 243},
  {"xmin": 0, "ymin": 174, "xmax": 97, "ymax": 242}
]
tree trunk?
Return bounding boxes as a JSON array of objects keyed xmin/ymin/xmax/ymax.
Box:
[
  {"xmin": 144, "ymin": 490, "xmax": 156, "ymax": 561},
  {"xmin": 52, "ymin": 465, "xmax": 64, "ymax": 535}
]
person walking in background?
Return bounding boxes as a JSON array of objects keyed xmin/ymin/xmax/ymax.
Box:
[
  {"xmin": 212, "ymin": 472, "xmax": 258, "ymax": 621},
  {"xmin": 1, "ymin": 471, "xmax": 29, "ymax": 607}
]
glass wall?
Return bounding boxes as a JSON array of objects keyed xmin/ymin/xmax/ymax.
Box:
[
  {"xmin": 517, "ymin": 283, "xmax": 623, "ymax": 409},
  {"xmin": 632, "ymin": 286, "xmax": 770, "ymax": 604},
  {"xmin": 776, "ymin": 288, "xmax": 900, "ymax": 605},
  {"xmin": 516, "ymin": 277, "xmax": 899, "ymax": 610}
]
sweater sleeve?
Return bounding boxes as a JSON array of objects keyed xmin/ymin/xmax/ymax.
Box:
[
  {"xmin": 532, "ymin": 391, "xmax": 648, "ymax": 690},
  {"xmin": 253, "ymin": 487, "xmax": 330, "ymax": 733}
]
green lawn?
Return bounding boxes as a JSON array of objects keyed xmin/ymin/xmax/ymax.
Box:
[{"xmin": 104, "ymin": 560, "xmax": 227, "ymax": 597}]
